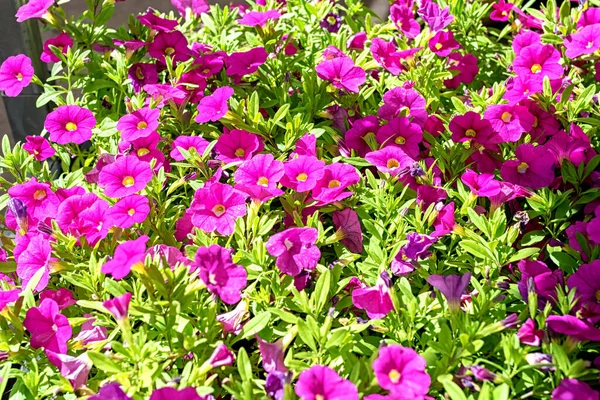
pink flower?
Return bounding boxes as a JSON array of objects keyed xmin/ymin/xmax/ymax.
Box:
[
  {"xmin": 460, "ymin": 169, "xmax": 501, "ymax": 197},
  {"xmin": 567, "ymin": 260, "xmax": 600, "ymax": 322},
  {"xmin": 148, "ymin": 31, "xmax": 190, "ymax": 63},
  {"xmin": 119, "ymin": 131, "xmax": 166, "ymax": 171},
  {"xmin": 484, "ymin": 104, "xmax": 534, "ymax": 142},
  {"xmin": 565, "ymin": 24, "xmax": 600, "ymax": 59},
  {"xmin": 0, "ymin": 290, "xmax": 20, "ymax": 311},
  {"xmin": 501, "ymin": 144, "xmax": 555, "ymax": 190},
  {"xmin": 41, "ymin": 33, "xmax": 73, "ymax": 63},
  {"xmin": 189, "ymin": 182, "xmax": 247, "ymax": 236},
  {"xmin": 98, "ymin": 156, "xmax": 153, "ymax": 198},
  {"xmin": 518, "ymin": 259, "xmax": 563, "ymax": 307},
  {"xmin": 193, "ymin": 54, "xmax": 224, "ymax": 78},
  {"xmin": 103, "ymin": 292, "xmax": 132, "ymax": 321},
  {"xmin": 432, "ymin": 202, "xmax": 456, "ymax": 237},
  {"xmin": 315, "ymin": 57, "xmax": 366, "ymax": 93},
  {"xmin": 117, "ymin": 107, "xmax": 160, "ymax": 141},
  {"xmin": 370, "ymin": 38, "xmax": 404, "ymax": 75},
  {"xmin": 343, "ymin": 116, "xmax": 379, "ymax": 158},
  {"xmin": 490, "ymin": 0, "xmax": 513, "ymax": 21},
  {"xmin": 234, "ymin": 154, "xmax": 285, "ymax": 201},
  {"xmin": 75, "ymin": 315, "xmax": 108, "ymax": 345},
  {"xmin": 266, "ymin": 227, "xmax": 320, "ymax": 276},
  {"xmin": 378, "ymin": 87, "xmax": 428, "ymax": 127},
  {"xmin": 428, "ymin": 30, "xmax": 460, "ymax": 57},
  {"xmin": 108, "ymin": 194, "xmax": 150, "ymax": 229},
  {"xmin": 376, "ymin": 117, "xmax": 423, "ymax": 158},
  {"xmin": 194, "ymin": 244, "xmax": 247, "ymax": 304},
  {"xmin": 217, "ymin": 300, "xmax": 248, "ymax": 334},
  {"xmin": 16, "ymin": 0, "xmax": 53, "ymax": 22},
  {"xmin": 171, "ymin": 0, "xmax": 209, "ymax": 16},
  {"xmin": 8, "ymin": 177, "xmax": 59, "ymax": 221},
  {"xmin": 291, "ymin": 133, "xmax": 317, "ymax": 158},
  {"xmin": 365, "ymin": 147, "xmax": 414, "ymax": 175},
  {"xmin": 137, "ymin": 9, "xmax": 178, "ymax": 32},
  {"xmin": 280, "ymin": 156, "xmax": 325, "ymax": 192},
  {"xmin": 45, "ymin": 105, "xmax": 96, "ymax": 145},
  {"xmin": 347, "ymin": 32, "xmax": 367, "ymax": 51},
  {"xmin": 513, "ymin": 44, "xmax": 562, "ymax": 82},
  {"xmin": 23, "ymin": 136, "xmax": 55, "ymax": 161},
  {"xmin": 24, "ymin": 299, "xmax": 72, "ymax": 354},
  {"xmin": 45, "ymin": 350, "xmax": 92, "ymax": 390},
  {"xmin": 295, "ymin": 365, "xmax": 359, "ymax": 400},
  {"xmin": 0, "ymin": 55, "xmax": 34, "ymax": 97},
  {"xmin": 352, "ymin": 273, "xmax": 394, "ymax": 320},
  {"xmin": 418, "ymin": 0, "xmax": 454, "ymax": 31},
  {"xmin": 312, "ymin": 163, "xmax": 360, "ymax": 205},
  {"xmin": 128, "ymin": 63, "xmax": 158, "ymax": 93},
  {"xmin": 444, "ymin": 53, "xmax": 479, "ymax": 89},
  {"xmin": 55, "ymin": 193, "xmax": 110, "ymax": 246},
  {"xmin": 517, "ymin": 318, "xmax": 543, "ymax": 346},
  {"xmin": 372, "ymin": 345, "xmax": 431, "ymax": 399},
  {"xmin": 144, "ymin": 84, "xmax": 188, "ymax": 107},
  {"xmin": 101, "ymin": 236, "xmax": 149, "ymax": 280},
  {"xmin": 17, "ymin": 234, "xmax": 54, "ymax": 292},
  {"xmin": 238, "ymin": 10, "xmax": 281, "ymax": 26},
  {"xmin": 333, "ymin": 208, "xmax": 363, "ymax": 253},
  {"xmin": 513, "ymin": 30, "xmax": 541, "ymax": 54},
  {"xmin": 547, "ymin": 315, "xmax": 600, "ymax": 342},
  {"xmin": 216, "ymin": 129, "xmax": 264, "ymax": 163},
  {"xmin": 257, "ymin": 336, "xmax": 287, "ymax": 373},
  {"xmin": 40, "ymin": 288, "xmax": 76, "ymax": 310},
  {"xmin": 170, "ymin": 135, "xmax": 210, "ymax": 160},
  {"xmin": 195, "ymin": 86, "xmax": 234, "ymax": 123},
  {"xmin": 89, "ymin": 383, "xmax": 132, "ymax": 400},
  {"xmin": 552, "ymin": 379, "xmax": 599, "ymax": 400},
  {"xmin": 390, "ymin": 5, "xmax": 421, "ymax": 38},
  {"xmin": 226, "ymin": 47, "xmax": 268, "ymax": 77}
]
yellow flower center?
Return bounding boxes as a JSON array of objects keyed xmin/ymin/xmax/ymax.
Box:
[
  {"xmin": 65, "ymin": 122, "xmax": 78, "ymax": 131},
  {"xmin": 465, "ymin": 129, "xmax": 477, "ymax": 137},
  {"xmin": 596, "ymin": 290, "xmax": 600, "ymax": 302},
  {"xmin": 33, "ymin": 189, "xmax": 46, "ymax": 200},
  {"xmin": 137, "ymin": 121, "xmax": 148, "ymax": 130},
  {"xmin": 16, "ymin": 73, "xmax": 23, "ymax": 81},
  {"xmin": 501, "ymin": 11, "xmax": 507, "ymax": 16},
  {"xmin": 122, "ymin": 176, "xmax": 135, "ymax": 187},
  {"xmin": 257, "ymin": 177, "xmax": 269, "ymax": 187},
  {"xmin": 137, "ymin": 148, "xmax": 150, "ymax": 156},
  {"xmin": 135, "ymin": 67, "xmax": 145, "ymax": 80},
  {"xmin": 327, "ymin": 16, "xmax": 337, "ymax": 25},
  {"xmin": 235, "ymin": 148, "xmax": 245, "ymax": 157},
  {"xmin": 587, "ymin": 41, "xmax": 595, "ymax": 49},
  {"xmin": 435, "ymin": 43, "xmax": 443, "ymax": 50},
  {"xmin": 328, "ymin": 179, "xmax": 341, "ymax": 188},
  {"xmin": 399, "ymin": 106, "xmax": 411, "ymax": 117},
  {"xmin": 530, "ymin": 63, "xmax": 542, "ymax": 73},
  {"xmin": 533, "ymin": 117, "xmax": 539, "ymax": 128},
  {"xmin": 203, "ymin": 68, "xmax": 211, "ymax": 74},
  {"xmin": 297, "ymin": 173, "xmax": 308, "ymax": 182},
  {"xmin": 315, "ymin": 395, "xmax": 325, "ymax": 400},
  {"xmin": 127, "ymin": 208, "xmax": 136, "ymax": 216},
  {"xmin": 212, "ymin": 204, "xmax": 226, "ymax": 217},
  {"xmin": 395, "ymin": 136, "xmax": 406, "ymax": 145},
  {"xmin": 164, "ymin": 47, "xmax": 175, "ymax": 55},
  {"xmin": 501, "ymin": 112, "xmax": 512, "ymax": 123},
  {"xmin": 517, "ymin": 162, "xmax": 529, "ymax": 174},
  {"xmin": 387, "ymin": 158, "xmax": 400, "ymax": 169},
  {"xmin": 388, "ymin": 369, "xmax": 401, "ymax": 384}
]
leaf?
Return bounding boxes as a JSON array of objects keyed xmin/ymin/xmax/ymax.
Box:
[
  {"xmin": 438, "ymin": 374, "xmax": 468, "ymax": 400},
  {"xmin": 297, "ymin": 319, "xmax": 317, "ymax": 351},
  {"xmin": 0, "ymin": 261, "xmax": 17, "ymax": 273},
  {"xmin": 0, "ymin": 362, "xmax": 11, "ymax": 398},
  {"xmin": 459, "ymin": 240, "xmax": 491, "ymax": 260},
  {"xmin": 312, "ymin": 269, "xmax": 331, "ymax": 315},
  {"xmin": 87, "ymin": 351, "xmax": 123, "ymax": 374},
  {"xmin": 492, "ymin": 384, "xmax": 510, "ymax": 400},
  {"xmin": 236, "ymin": 347, "xmax": 252, "ymax": 382},
  {"xmin": 506, "ymin": 247, "xmax": 539, "ymax": 264},
  {"xmin": 234, "ymin": 311, "xmax": 271, "ymax": 342}
]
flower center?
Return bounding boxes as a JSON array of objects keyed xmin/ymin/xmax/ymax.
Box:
[
  {"xmin": 65, "ymin": 122, "xmax": 78, "ymax": 131},
  {"xmin": 208, "ymin": 272, "xmax": 217, "ymax": 285},
  {"xmin": 388, "ymin": 369, "xmax": 401, "ymax": 384},
  {"xmin": 122, "ymin": 176, "xmax": 135, "ymax": 187},
  {"xmin": 203, "ymin": 68, "xmax": 211, "ymax": 75},
  {"xmin": 33, "ymin": 189, "xmax": 46, "ymax": 200},
  {"xmin": 395, "ymin": 136, "xmax": 406, "ymax": 145},
  {"xmin": 257, "ymin": 177, "xmax": 269, "ymax": 187},
  {"xmin": 297, "ymin": 173, "xmax": 308, "ymax": 182},
  {"xmin": 587, "ymin": 41, "xmax": 595, "ymax": 49},
  {"xmin": 399, "ymin": 106, "xmax": 411, "ymax": 117},
  {"xmin": 212, "ymin": 204, "xmax": 226, "ymax": 217},
  {"xmin": 532, "ymin": 117, "xmax": 539, "ymax": 128},
  {"xmin": 284, "ymin": 238, "xmax": 294, "ymax": 250},
  {"xmin": 16, "ymin": 73, "xmax": 23, "ymax": 81},
  {"xmin": 52, "ymin": 323, "xmax": 58, "ymax": 333},
  {"xmin": 137, "ymin": 121, "xmax": 148, "ymax": 130},
  {"xmin": 387, "ymin": 159, "xmax": 400, "ymax": 169},
  {"xmin": 127, "ymin": 208, "xmax": 136, "ymax": 216},
  {"xmin": 164, "ymin": 47, "xmax": 175, "ymax": 55},
  {"xmin": 328, "ymin": 179, "xmax": 341, "ymax": 188},
  {"xmin": 137, "ymin": 148, "xmax": 150, "ymax": 156},
  {"xmin": 501, "ymin": 112, "xmax": 512, "ymax": 123},
  {"xmin": 501, "ymin": 10, "xmax": 507, "ymax": 16},
  {"xmin": 235, "ymin": 148, "xmax": 245, "ymax": 157},
  {"xmin": 327, "ymin": 16, "xmax": 337, "ymax": 25},
  {"xmin": 530, "ymin": 63, "xmax": 542, "ymax": 73},
  {"xmin": 434, "ymin": 43, "xmax": 443, "ymax": 50},
  {"xmin": 596, "ymin": 289, "xmax": 600, "ymax": 302},
  {"xmin": 135, "ymin": 67, "xmax": 145, "ymax": 80},
  {"xmin": 315, "ymin": 395, "xmax": 325, "ymax": 400},
  {"xmin": 517, "ymin": 162, "xmax": 529, "ymax": 174},
  {"xmin": 465, "ymin": 129, "xmax": 477, "ymax": 137}
]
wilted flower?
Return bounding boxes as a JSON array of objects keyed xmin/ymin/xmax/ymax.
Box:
[
  {"xmin": 295, "ymin": 365, "xmax": 359, "ymax": 400},
  {"xmin": 24, "ymin": 299, "xmax": 72, "ymax": 354},
  {"xmin": 194, "ymin": 244, "xmax": 247, "ymax": 304},
  {"xmin": 517, "ymin": 318, "xmax": 544, "ymax": 346},
  {"xmin": 217, "ymin": 300, "xmax": 248, "ymax": 334},
  {"xmin": 75, "ymin": 315, "xmax": 108, "ymax": 345},
  {"xmin": 45, "ymin": 350, "xmax": 92, "ymax": 390},
  {"xmin": 257, "ymin": 336, "xmax": 287, "ymax": 373},
  {"xmin": 332, "ymin": 208, "xmax": 363, "ymax": 253},
  {"xmin": 372, "ymin": 344, "xmax": 431, "ymax": 399}
]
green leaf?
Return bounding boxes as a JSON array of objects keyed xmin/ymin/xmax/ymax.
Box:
[
  {"xmin": 297, "ymin": 319, "xmax": 317, "ymax": 351},
  {"xmin": 506, "ymin": 247, "xmax": 539, "ymax": 264},
  {"xmin": 87, "ymin": 351, "xmax": 123, "ymax": 374},
  {"xmin": 459, "ymin": 240, "xmax": 491, "ymax": 260},
  {"xmin": 492, "ymin": 384, "xmax": 510, "ymax": 400},
  {"xmin": 237, "ymin": 347, "xmax": 252, "ymax": 382},
  {"xmin": 312, "ymin": 269, "xmax": 331, "ymax": 315},
  {"xmin": 438, "ymin": 374, "xmax": 468, "ymax": 400},
  {"xmin": 234, "ymin": 311, "xmax": 271, "ymax": 342},
  {"xmin": 0, "ymin": 362, "xmax": 11, "ymax": 398}
]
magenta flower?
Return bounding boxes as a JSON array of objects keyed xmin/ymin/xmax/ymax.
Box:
[
  {"xmin": 193, "ymin": 54, "xmax": 224, "ymax": 78},
  {"xmin": 234, "ymin": 154, "xmax": 285, "ymax": 201},
  {"xmin": 343, "ymin": 116, "xmax": 379, "ymax": 158},
  {"xmin": 500, "ymin": 144, "xmax": 555, "ymax": 190},
  {"xmin": 55, "ymin": 193, "xmax": 110, "ymax": 246},
  {"xmin": 460, "ymin": 169, "xmax": 501, "ymax": 197},
  {"xmin": 23, "ymin": 136, "xmax": 55, "ymax": 161},
  {"xmin": 103, "ymin": 292, "xmax": 132, "ymax": 322},
  {"xmin": 365, "ymin": 147, "xmax": 414, "ymax": 175},
  {"xmin": 513, "ymin": 44, "xmax": 562, "ymax": 82},
  {"xmin": 189, "ymin": 182, "xmax": 247, "ymax": 236},
  {"xmin": 490, "ymin": 0, "xmax": 513, "ymax": 21},
  {"xmin": 484, "ymin": 104, "xmax": 534, "ymax": 142},
  {"xmin": 148, "ymin": 31, "xmax": 190, "ymax": 63},
  {"xmin": 280, "ymin": 156, "xmax": 325, "ymax": 192},
  {"xmin": 226, "ymin": 47, "xmax": 268, "ymax": 77},
  {"xmin": 151, "ymin": 388, "xmax": 202, "ymax": 400},
  {"xmin": 195, "ymin": 86, "xmax": 234, "ymax": 124},
  {"xmin": 194, "ymin": 244, "xmax": 247, "ymax": 304},
  {"xmin": 518, "ymin": 259, "xmax": 563, "ymax": 307},
  {"xmin": 378, "ymin": 87, "xmax": 428, "ymax": 127},
  {"xmin": 390, "ymin": 5, "xmax": 420, "ymax": 38},
  {"xmin": 238, "ymin": 10, "xmax": 281, "ymax": 27},
  {"xmin": 101, "ymin": 236, "xmax": 149, "ymax": 280},
  {"xmin": 567, "ymin": 260, "xmax": 600, "ymax": 322},
  {"xmin": 315, "ymin": 57, "xmax": 366, "ymax": 93},
  {"xmin": 117, "ymin": 107, "xmax": 160, "ymax": 141},
  {"xmin": 428, "ymin": 30, "xmax": 460, "ymax": 57},
  {"xmin": 41, "ymin": 33, "xmax": 73, "ymax": 63},
  {"xmin": 171, "ymin": 0, "xmax": 209, "ymax": 16},
  {"xmin": 376, "ymin": 117, "xmax": 423, "ymax": 158},
  {"xmin": 291, "ymin": 133, "xmax": 317, "ymax": 158},
  {"xmin": 432, "ymin": 202, "xmax": 456, "ymax": 237},
  {"xmin": 216, "ymin": 129, "xmax": 263, "ymax": 163},
  {"xmin": 205, "ymin": 343, "xmax": 235, "ymax": 368},
  {"xmin": 128, "ymin": 63, "xmax": 158, "ymax": 93},
  {"xmin": 257, "ymin": 336, "xmax": 287, "ymax": 373},
  {"xmin": 45, "ymin": 350, "xmax": 92, "ymax": 390},
  {"xmin": 145, "ymin": 84, "xmax": 188, "ymax": 107},
  {"xmin": 40, "ymin": 288, "xmax": 76, "ymax": 310},
  {"xmin": 45, "ymin": 105, "xmax": 96, "ymax": 145},
  {"xmin": 347, "ymin": 31, "xmax": 367, "ymax": 51},
  {"xmin": 0, "ymin": 55, "xmax": 34, "ymax": 97},
  {"xmin": 517, "ymin": 318, "xmax": 543, "ymax": 346},
  {"xmin": 137, "ymin": 8, "xmax": 178, "ymax": 32},
  {"xmin": 565, "ymin": 24, "xmax": 600, "ymax": 59},
  {"xmin": 312, "ymin": 163, "xmax": 360, "ymax": 205},
  {"xmin": 266, "ymin": 227, "xmax": 320, "ymax": 277},
  {"xmin": 16, "ymin": 0, "xmax": 53, "ymax": 22},
  {"xmin": 119, "ymin": 131, "xmax": 166, "ymax": 170},
  {"xmin": 352, "ymin": 273, "xmax": 394, "ymax": 320},
  {"xmin": 217, "ymin": 300, "xmax": 247, "ymax": 335},
  {"xmin": 24, "ymin": 299, "xmax": 72, "ymax": 354},
  {"xmin": 427, "ymin": 273, "xmax": 471, "ymax": 311},
  {"xmin": 372, "ymin": 345, "xmax": 431, "ymax": 399},
  {"xmin": 370, "ymin": 38, "xmax": 403, "ymax": 75},
  {"xmin": 8, "ymin": 177, "xmax": 59, "ymax": 221},
  {"xmin": 552, "ymin": 379, "xmax": 599, "ymax": 400},
  {"xmin": 107, "ymin": 194, "xmax": 150, "ymax": 229},
  {"xmin": 170, "ymin": 135, "xmax": 210, "ymax": 161},
  {"xmin": 332, "ymin": 208, "xmax": 363, "ymax": 254},
  {"xmin": 75, "ymin": 315, "xmax": 108, "ymax": 345},
  {"xmin": 98, "ymin": 156, "xmax": 153, "ymax": 198},
  {"xmin": 547, "ymin": 315, "xmax": 600, "ymax": 342},
  {"xmin": 513, "ymin": 30, "xmax": 541, "ymax": 54},
  {"xmin": 17, "ymin": 234, "xmax": 53, "ymax": 292},
  {"xmin": 89, "ymin": 382, "xmax": 132, "ymax": 400},
  {"xmin": 444, "ymin": 52, "xmax": 479, "ymax": 89},
  {"xmin": 419, "ymin": 0, "xmax": 454, "ymax": 31},
  {"xmin": 295, "ymin": 365, "xmax": 359, "ymax": 400},
  {"xmin": 0, "ymin": 290, "xmax": 20, "ymax": 312}
]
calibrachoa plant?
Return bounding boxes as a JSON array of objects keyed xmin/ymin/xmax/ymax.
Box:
[{"xmin": 1, "ymin": 0, "xmax": 600, "ymax": 398}]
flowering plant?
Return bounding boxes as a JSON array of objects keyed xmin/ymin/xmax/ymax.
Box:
[{"xmin": 1, "ymin": 0, "xmax": 600, "ymax": 398}]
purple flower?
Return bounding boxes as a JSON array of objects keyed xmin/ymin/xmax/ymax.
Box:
[
  {"xmin": 40, "ymin": 288, "xmax": 76, "ymax": 310},
  {"xmin": 266, "ymin": 371, "xmax": 291, "ymax": 400},
  {"xmin": 45, "ymin": 350, "xmax": 92, "ymax": 390},
  {"xmin": 128, "ymin": 63, "xmax": 158, "ymax": 93},
  {"xmin": 429, "ymin": 30, "xmax": 460, "ymax": 57},
  {"xmin": 517, "ymin": 318, "xmax": 543, "ymax": 346},
  {"xmin": 107, "ymin": 194, "xmax": 150, "ymax": 229},
  {"xmin": 266, "ymin": 228, "xmax": 320, "ymax": 277},
  {"xmin": 150, "ymin": 387, "xmax": 202, "ymax": 400},
  {"xmin": 17, "ymin": 233, "xmax": 54, "ymax": 292},
  {"xmin": 352, "ymin": 273, "xmax": 395, "ymax": 320},
  {"xmin": 103, "ymin": 292, "xmax": 132, "ymax": 322},
  {"xmin": 316, "ymin": 56, "xmax": 366, "ymax": 93},
  {"xmin": 427, "ymin": 273, "xmax": 472, "ymax": 311},
  {"xmin": 188, "ymin": 182, "xmax": 247, "ymax": 236},
  {"xmin": 0, "ymin": 55, "xmax": 34, "ymax": 97},
  {"xmin": 24, "ymin": 299, "xmax": 72, "ymax": 354},
  {"xmin": 418, "ymin": 0, "xmax": 454, "ymax": 32},
  {"xmin": 216, "ymin": 129, "xmax": 264, "ymax": 163},
  {"xmin": 75, "ymin": 315, "xmax": 108, "ymax": 345},
  {"xmin": 390, "ymin": 5, "xmax": 420, "ymax": 38},
  {"xmin": 343, "ymin": 116, "xmax": 379, "ymax": 158},
  {"xmin": 257, "ymin": 336, "xmax": 287, "ymax": 373},
  {"xmin": 552, "ymin": 379, "xmax": 599, "ymax": 400},
  {"xmin": 490, "ymin": 0, "xmax": 513, "ymax": 21},
  {"xmin": 444, "ymin": 52, "xmax": 479, "ymax": 89},
  {"xmin": 0, "ymin": 290, "xmax": 20, "ymax": 312},
  {"xmin": 320, "ymin": 13, "xmax": 342, "ymax": 33},
  {"xmin": 332, "ymin": 208, "xmax": 363, "ymax": 254},
  {"xmin": 194, "ymin": 244, "xmax": 247, "ymax": 304},
  {"xmin": 484, "ymin": 104, "xmax": 534, "ymax": 143},
  {"xmin": 148, "ymin": 31, "xmax": 190, "ymax": 63},
  {"xmin": 347, "ymin": 32, "xmax": 367, "ymax": 51},
  {"xmin": 171, "ymin": 0, "xmax": 209, "ymax": 16},
  {"xmin": 295, "ymin": 365, "xmax": 359, "ymax": 400},
  {"xmin": 89, "ymin": 382, "xmax": 132, "ymax": 400},
  {"xmin": 547, "ymin": 315, "xmax": 600, "ymax": 342},
  {"xmin": 137, "ymin": 8, "xmax": 178, "ymax": 32},
  {"xmin": 281, "ymin": 156, "xmax": 325, "ymax": 192},
  {"xmin": 378, "ymin": 87, "xmax": 428, "ymax": 127},
  {"xmin": 217, "ymin": 300, "xmax": 248, "ymax": 335},
  {"xmin": 195, "ymin": 86, "xmax": 234, "ymax": 123},
  {"xmin": 239, "ymin": 10, "xmax": 281, "ymax": 27},
  {"xmin": 372, "ymin": 345, "xmax": 431, "ymax": 399},
  {"xmin": 101, "ymin": 236, "xmax": 149, "ymax": 280},
  {"xmin": 365, "ymin": 147, "xmax": 414, "ymax": 175},
  {"xmin": 16, "ymin": 0, "xmax": 53, "ymax": 22},
  {"xmin": 500, "ymin": 144, "xmax": 555, "ymax": 190},
  {"xmin": 45, "ymin": 105, "xmax": 97, "ymax": 145},
  {"xmin": 470, "ymin": 365, "xmax": 496, "ymax": 382},
  {"xmin": 226, "ymin": 47, "xmax": 268, "ymax": 77},
  {"xmin": 513, "ymin": 44, "xmax": 562, "ymax": 83},
  {"xmin": 376, "ymin": 116, "xmax": 423, "ymax": 158},
  {"xmin": 518, "ymin": 259, "xmax": 563, "ymax": 306},
  {"xmin": 205, "ymin": 343, "xmax": 234, "ymax": 367}
]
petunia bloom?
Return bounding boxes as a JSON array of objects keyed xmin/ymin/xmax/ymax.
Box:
[
  {"xmin": 372, "ymin": 345, "xmax": 431, "ymax": 399},
  {"xmin": 216, "ymin": 129, "xmax": 264, "ymax": 163},
  {"xmin": 484, "ymin": 104, "xmax": 534, "ymax": 143},
  {"xmin": 44, "ymin": 105, "xmax": 97, "ymax": 145},
  {"xmin": 352, "ymin": 273, "xmax": 395, "ymax": 320},
  {"xmin": 40, "ymin": 288, "xmax": 76, "ymax": 310},
  {"xmin": 23, "ymin": 299, "xmax": 72, "ymax": 354},
  {"xmin": 194, "ymin": 244, "xmax": 247, "ymax": 304},
  {"xmin": 45, "ymin": 350, "xmax": 92, "ymax": 390},
  {"xmin": 418, "ymin": 0, "xmax": 454, "ymax": 31},
  {"xmin": 564, "ymin": 24, "xmax": 600, "ymax": 59},
  {"xmin": 365, "ymin": 147, "xmax": 414, "ymax": 176},
  {"xmin": 427, "ymin": 273, "xmax": 472, "ymax": 311},
  {"xmin": 513, "ymin": 44, "xmax": 562, "ymax": 83},
  {"xmin": 17, "ymin": 233, "xmax": 54, "ymax": 292},
  {"xmin": 551, "ymin": 379, "xmax": 599, "ymax": 400},
  {"xmin": 295, "ymin": 365, "xmax": 359, "ymax": 400},
  {"xmin": 171, "ymin": 0, "xmax": 209, "ymax": 16},
  {"xmin": 103, "ymin": 292, "xmax": 133, "ymax": 322},
  {"xmin": 390, "ymin": 5, "xmax": 420, "ymax": 38},
  {"xmin": 378, "ymin": 87, "xmax": 428, "ymax": 127},
  {"xmin": 500, "ymin": 144, "xmax": 555, "ymax": 190},
  {"xmin": 101, "ymin": 236, "xmax": 149, "ymax": 280},
  {"xmin": 566, "ymin": 260, "xmax": 600, "ymax": 323},
  {"xmin": 266, "ymin": 228, "xmax": 320, "ymax": 277},
  {"xmin": 8, "ymin": 177, "xmax": 59, "ymax": 221},
  {"xmin": 98, "ymin": 156, "xmax": 153, "ymax": 198},
  {"xmin": 195, "ymin": 86, "xmax": 234, "ymax": 124},
  {"xmin": 23, "ymin": 136, "xmax": 55, "ymax": 161},
  {"xmin": 490, "ymin": 0, "xmax": 513, "ymax": 21},
  {"xmin": 238, "ymin": 10, "xmax": 281, "ymax": 27},
  {"xmin": 170, "ymin": 135, "xmax": 210, "ymax": 161},
  {"xmin": 343, "ymin": 116, "xmax": 379, "ymax": 158},
  {"xmin": 137, "ymin": 8, "xmax": 178, "ymax": 32},
  {"xmin": 0, "ymin": 55, "xmax": 34, "ymax": 97},
  {"xmin": 315, "ymin": 56, "xmax": 366, "ymax": 93},
  {"xmin": 128, "ymin": 63, "xmax": 159, "ymax": 93},
  {"xmin": 332, "ymin": 208, "xmax": 363, "ymax": 253},
  {"xmin": 89, "ymin": 382, "xmax": 132, "ymax": 400},
  {"xmin": 517, "ymin": 318, "xmax": 544, "ymax": 346},
  {"xmin": 41, "ymin": 33, "xmax": 73, "ymax": 63},
  {"xmin": 16, "ymin": 0, "xmax": 54, "ymax": 22},
  {"xmin": 75, "ymin": 315, "xmax": 108, "ymax": 345},
  {"xmin": 376, "ymin": 117, "xmax": 423, "ymax": 158},
  {"xmin": 460, "ymin": 169, "xmax": 502, "ymax": 197},
  {"xmin": 189, "ymin": 182, "xmax": 247, "ymax": 236},
  {"xmin": 547, "ymin": 315, "xmax": 600, "ymax": 342},
  {"xmin": 226, "ymin": 47, "xmax": 268, "ymax": 77},
  {"xmin": 107, "ymin": 194, "xmax": 150, "ymax": 229},
  {"xmin": 117, "ymin": 107, "xmax": 160, "ymax": 142},
  {"xmin": 444, "ymin": 52, "xmax": 479, "ymax": 89},
  {"xmin": 150, "ymin": 387, "xmax": 202, "ymax": 400},
  {"xmin": 428, "ymin": 30, "xmax": 460, "ymax": 57},
  {"xmin": 234, "ymin": 154, "xmax": 285, "ymax": 202},
  {"xmin": 280, "ymin": 156, "xmax": 325, "ymax": 192},
  {"xmin": 312, "ymin": 163, "xmax": 360, "ymax": 205},
  {"xmin": 148, "ymin": 31, "xmax": 190, "ymax": 63}
]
